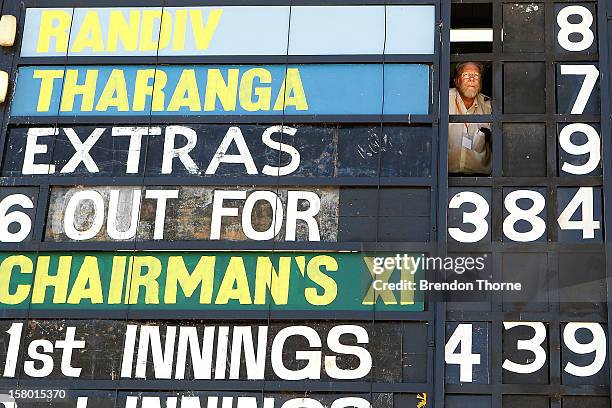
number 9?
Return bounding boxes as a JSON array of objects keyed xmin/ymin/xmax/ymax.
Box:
[
  {"xmin": 559, "ymin": 123, "xmax": 600, "ymax": 175},
  {"xmin": 564, "ymin": 322, "xmax": 606, "ymax": 377}
]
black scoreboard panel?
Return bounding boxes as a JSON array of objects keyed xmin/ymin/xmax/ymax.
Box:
[
  {"xmin": 1, "ymin": 125, "xmax": 433, "ymax": 179},
  {"xmin": 443, "ymin": 0, "xmax": 611, "ymax": 405},
  {"xmin": 0, "ymin": 320, "xmax": 428, "ymax": 383},
  {"xmin": 0, "ymin": 0, "xmax": 609, "ymax": 407}
]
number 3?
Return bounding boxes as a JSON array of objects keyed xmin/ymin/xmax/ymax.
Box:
[
  {"xmin": 502, "ymin": 322, "xmax": 547, "ymax": 374},
  {"xmin": 448, "ymin": 192, "xmax": 489, "ymax": 243}
]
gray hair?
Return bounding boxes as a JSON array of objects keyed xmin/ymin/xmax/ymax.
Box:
[{"xmin": 454, "ymin": 62, "xmax": 485, "ymax": 79}]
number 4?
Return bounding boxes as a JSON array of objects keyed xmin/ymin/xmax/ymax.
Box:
[
  {"xmin": 445, "ymin": 324, "xmax": 481, "ymax": 382},
  {"xmin": 560, "ymin": 65, "xmax": 599, "ymax": 114},
  {"xmin": 557, "ymin": 187, "xmax": 600, "ymax": 239}
]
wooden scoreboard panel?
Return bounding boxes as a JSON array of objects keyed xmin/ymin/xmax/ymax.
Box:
[{"xmin": 0, "ymin": 0, "xmax": 608, "ymax": 407}]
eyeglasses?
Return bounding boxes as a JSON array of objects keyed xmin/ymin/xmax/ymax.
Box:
[{"xmin": 460, "ymin": 72, "xmax": 481, "ymax": 79}]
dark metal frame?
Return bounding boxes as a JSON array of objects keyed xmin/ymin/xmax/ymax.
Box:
[
  {"xmin": 602, "ymin": 0, "xmax": 612, "ymax": 403},
  {"xmin": 442, "ymin": 0, "xmax": 610, "ymax": 406}
]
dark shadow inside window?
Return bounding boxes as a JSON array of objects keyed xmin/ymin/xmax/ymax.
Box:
[{"xmin": 451, "ymin": 3, "xmax": 493, "ymax": 54}]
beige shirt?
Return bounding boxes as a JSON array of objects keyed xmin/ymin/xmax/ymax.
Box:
[{"xmin": 448, "ymin": 88, "xmax": 492, "ymax": 174}]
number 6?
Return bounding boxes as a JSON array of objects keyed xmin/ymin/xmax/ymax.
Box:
[{"xmin": 0, "ymin": 194, "xmax": 34, "ymax": 242}]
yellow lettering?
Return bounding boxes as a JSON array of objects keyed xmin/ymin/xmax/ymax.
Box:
[
  {"xmin": 204, "ymin": 69, "xmax": 238, "ymax": 111},
  {"xmin": 133, "ymin": 69, "xmax": 155, "ymax": 111},
  {"xmin": 152, "ymin": 70, "xmax": 168, "ymax": 111},
  {"xmin": 361, "ymin": 257, "xmax": 397, "ymax": 305},
  {"xmin": 71, "ymin": 11, "xmax": 104, "ymax": 53},
  {"xmin": 400, "ymin": 261, "xmax": 415, "ymax": 305},
  {"xmin": 128, "ymin": 256, "xmax": 161, "ymax": 304},
  {"xmin": 60, "ymin": 69, "xmax": 98, "ymax": 112},
  {"xmin": 139, "ymin": 10, "xmax": 172, "ymax": 51},
  {"xmin": 215, "ymin": 257, "xmax": 252, "ymax": 304},
  {"xmin": 164, "ymin": 256, "xmax": 215, "ymax": 304},
  {"xmin": 67, "ymin": 256, "xmax": 103, "ymax": 304},
  {"xmin": 0, "ymin": 255, "xmax": 32, "ymax": 305},
  {"xmin": 190, "ymin": 9, "xmax": 222, "ymax": 50},
  {"xmin": 107, "ymin": 10, "xmax": 140, "ymax": 52},
  {"xmin": 33, "ymin": 69, "xmax": 64, "ymax": 112},
  {"xmin": 108, "ymin": 256, "xmax": 127, "ymax": 304},
  {"xmin": 254, "ymin": 256, "xmax": 290, "ymax": 305},
  {"xmin": 273, "ymin": 68, "xmax": 308, "ymax": 111},
  {"xmin": 96, "ymin": 69, "xmax": 129, "ymax": 111},
  {"xmin": 159, "ymin": 11, "xmax": 173, "ymax": 50},
  {"xmin": 304, "ymin": 255, "xmax": 337, "ymax": 306},
  {"xmin": 133, "ymin": 69, "xmax": 167, "ymax": 112},
  {"xmin": 168, "ymin": 69, "xmax": 201, "ymax": 111},
  {"xmin": 36, "ymin": 10, "xmax": 71, "ymax": 53},
  {"xmin": 172, "ymin": 10, "xmax": 188, "ymax": 51},
  {"xmin": 31, "ymin": 256, "xmax": 71, "ymax": 304},
  {"xmin": 139, "ymin": 10, "xmax": 161, "ymax": 51},
  {"xmin": 239, "ymin": 68, "xmax": 272, "ymax": 111}
]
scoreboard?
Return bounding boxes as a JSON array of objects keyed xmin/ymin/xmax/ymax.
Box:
[{"xmin": 0, "ymin": 0, "xmax": 609, "ymax": 407}]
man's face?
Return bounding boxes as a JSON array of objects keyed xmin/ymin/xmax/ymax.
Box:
[{"xmin": 456, "ymin": 63, "xmax": 482, "ymax": 99}]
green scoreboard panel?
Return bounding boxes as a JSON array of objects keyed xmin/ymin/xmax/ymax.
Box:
[{"xmin": 0, "ymin": 0, "xmax": 608, "ymax": 407}]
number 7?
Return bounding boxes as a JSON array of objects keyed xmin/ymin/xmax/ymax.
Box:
[{"xmin": 560, "ymin": 65, "xmax": 599, "ymax": 114}]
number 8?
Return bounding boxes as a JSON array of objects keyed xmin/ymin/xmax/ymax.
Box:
[
  {"xmin": 503, "ymin": 190, "xmax": 546, "ymax": 242},
  {"xmin": 557, "ymin": 5, "xmax": 594, "ymax": 52}
]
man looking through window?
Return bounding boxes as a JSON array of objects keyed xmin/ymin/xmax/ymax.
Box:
[{"xmin": 448, "ymin": 62, "xmax": 492, "ymax": 175}]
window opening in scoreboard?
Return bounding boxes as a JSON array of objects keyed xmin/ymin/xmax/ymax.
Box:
[
  {"xmin": 449, "ymin": 3, "xmax": 493, "ymax": 176},
  {"xmin": 450, "ymin": 3, "xmax": 492, "ymax": 54},
  {"xmin": 448, "ymin": 62, "xmax": 493, "ymax": 176}
]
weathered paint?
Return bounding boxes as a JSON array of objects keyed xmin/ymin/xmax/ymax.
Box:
[
  {"xmin": 2, "ymin": 125, "xmax": 432, "ymax": 178},
  {"xmin": 46, "ymin": 186, "xmax": 339, "ymax": 242},
  {"xmin": 2, "ymin": 319, "xmax": 427, "ymax": 383}
]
